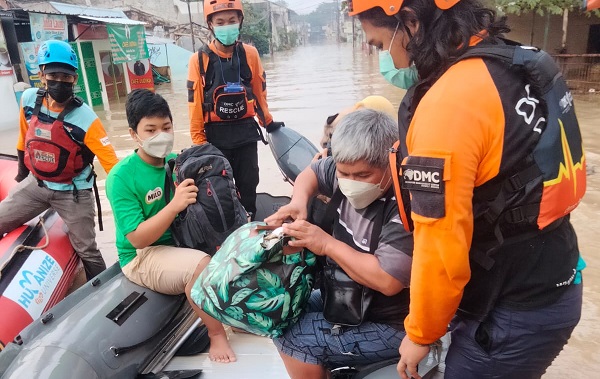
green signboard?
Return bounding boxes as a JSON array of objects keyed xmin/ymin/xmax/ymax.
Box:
[
  {"xmin": 69, "ymin": 42, "xmax": 89, "ymax": 105},
  {"xmin": 107, "ymin": 24, "xmax": 149, "ymax": 64},
  {"xmin": 80, "ymin": 42, "xmax": 103, "ymax": 107}
]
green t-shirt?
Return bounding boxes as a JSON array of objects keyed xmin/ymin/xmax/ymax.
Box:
[{"xmin": 106, "ymin": 151, "xmax": 177, "ymax": 267}]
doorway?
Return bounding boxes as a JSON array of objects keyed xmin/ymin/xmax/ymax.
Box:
[
  {"xmin": 99, "ymin": 51, "xmax": 127, "ymax": 101},
  {"xmin": 587, "ymin": 24, "xmax": 600, "ymax": 54}
]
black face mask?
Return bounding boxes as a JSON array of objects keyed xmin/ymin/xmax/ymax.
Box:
[{"xmin": 46, "ymin": 80, "xmax": 74, "ymax": 103}]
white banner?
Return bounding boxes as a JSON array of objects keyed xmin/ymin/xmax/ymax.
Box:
[{"xmin": 4, "ymin": 250, "xmax": 64, "ymax": 319}]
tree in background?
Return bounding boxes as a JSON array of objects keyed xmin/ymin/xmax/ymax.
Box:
[
  {"xmin": 294, "ymin": 2, "xmax": 339, "ymax": 43},
  {"xmin": 240, "ymin": 1, "xmax": 271, "ymax": 55},
  {"xmin": 279, "ymin": 28, "xmax": 299, "ymax": 49},
  {"xmin": 495, "ymin": 0, "xmax": 600, "ymax": 51}
]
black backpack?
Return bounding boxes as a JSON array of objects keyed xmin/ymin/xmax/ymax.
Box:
[
  {"xmin": 459, "ymin": 40, "xmax": 585, "ymax": 269},
  {"xmin": 165, "ymin": 143, "xmax": 248, "ymax": 255}
]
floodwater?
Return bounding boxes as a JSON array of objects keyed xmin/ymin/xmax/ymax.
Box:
[{"xmin": 2, "ymin": 43, "xmax": 599, "ymax": 377}]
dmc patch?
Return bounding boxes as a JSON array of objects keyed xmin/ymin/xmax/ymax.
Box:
[
  {"xmin": 145, "ymin": 187, "xmax": 163, "ymax": 204},
  {"xmin": 34, "ymin": 128, "xmax": 51, "ymax": 140},
  {"xmin": 401, "ymin": 164, "xmax": 444, "ymax": 194},
  {"xmin": 401, "ymin": 156, "xmax": 446, "ymax": 219}
]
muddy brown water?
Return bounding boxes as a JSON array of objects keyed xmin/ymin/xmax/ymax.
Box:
[{"xmin": 1, "ymin": 43, "xmax": 598, "ymax": 377}]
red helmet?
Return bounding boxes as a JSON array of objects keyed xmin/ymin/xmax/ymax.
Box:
[
  {"xmin": 347, "ymin": 0, "xmax": 460, "ymax": 16},
  {"xmin": 204, "ymin": 0, "xmax": 244, "ymax": 22}
]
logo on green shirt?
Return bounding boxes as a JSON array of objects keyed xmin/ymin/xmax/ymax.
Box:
[{"xmin": 145, "ymin": 187, "xmax": 163, "ymax": 204}]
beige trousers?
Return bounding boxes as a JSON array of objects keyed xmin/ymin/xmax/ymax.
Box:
[{"xmin": 121, "ymin": 245, "xmax": 209, "ymax": 295}]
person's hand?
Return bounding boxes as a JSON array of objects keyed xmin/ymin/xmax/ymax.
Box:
[
  {"xmin": 169, "ymin": 178, "xmax": 198, "ymax": 213},
  {"xmin": 264, "ymin": 202, "xmax": 307, "ymax": 225},
  {"xmin": 14, "ymin": 149, "xmax": 29, "ymax": 182},
  {"xmin": 311, "ymin": 148, "xmax": 329, "ymax": 163},
  {"xmin": 282, "ymin": 220, "xmax": 332, "ymax": 256},
  {"xmin": 266, "ymin": 121, "xmax": 284, "ymax": 133},
  {"xmin": 397, "ymin": 335, "xmax": 431, "ymax": 379},
  {"xmin": 14, "ymin": 171, "xmax": 29, "ymax": 183}
]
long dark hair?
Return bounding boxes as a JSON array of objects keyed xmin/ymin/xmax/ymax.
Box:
[{"xmin": 359, "ymin": 0, "xmax": 510, "ymax": 103}]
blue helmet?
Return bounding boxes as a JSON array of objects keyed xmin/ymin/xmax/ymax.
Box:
[{"xmin": 37, "ymin": 40, "xmax": 78, "ymax": 73}]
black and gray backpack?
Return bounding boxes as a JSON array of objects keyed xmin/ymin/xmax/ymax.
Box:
[{"xmin": 165, "ymin": 143, "xmax": 248, "ymax": 255}]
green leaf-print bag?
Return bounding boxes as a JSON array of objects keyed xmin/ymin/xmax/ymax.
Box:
[{"xmin": 189, "ymin": 222, "xmax": 317, "ymax": 338}]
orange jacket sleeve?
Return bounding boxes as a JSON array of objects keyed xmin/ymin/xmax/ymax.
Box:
[
  {"xmin": 16, "ymin": 107, "xmax": 28, "ymax": 151},
  {"xmin": 83, "ymin": 119, "xmax": 119, "ymax": 174},
  {"xmin": 187, "ymin": 50, "xmax": 207, "ymax": 145},
  {"xmin": 243, "ymin": 43, "xmax": 273, "ymax": 127},
  {"xmin": 403, "ymin": 58, "xmax": 504, "ymax": 344}
]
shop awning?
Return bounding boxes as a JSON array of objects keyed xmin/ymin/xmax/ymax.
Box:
[{"xmin": 77, "ymin": 15, "xmax": 146, "ymax": 25}]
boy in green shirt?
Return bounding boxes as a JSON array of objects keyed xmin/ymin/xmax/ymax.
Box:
[{"xmin": 106, "ymin": 89, "xmax": 236, "ymax": 363}]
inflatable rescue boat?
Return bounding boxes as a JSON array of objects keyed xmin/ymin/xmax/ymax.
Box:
[
  {"xmin": 0, "ymin": 154, "xmax": 80, "ymax": 350},
  {"xmin": 0, "ymin": 127, "xmax": 442, "ymax": 378}
]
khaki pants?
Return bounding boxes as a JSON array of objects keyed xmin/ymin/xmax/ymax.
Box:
[
  {"xmin": 0, "ymin": 174, "xmax": 105, "ymax": 280},
  {"xmin": 121, "ymin": 245, "xmax": 209, "ymax": 295}
]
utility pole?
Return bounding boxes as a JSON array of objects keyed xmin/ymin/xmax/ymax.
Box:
[
  {"xmin": 188, "ymin": 0, "xmax": 196, "ymax": 52},
  {"xmin": 267, "ymin": 1, "xmax": 273, "ymax": 54},
  {"xmin": 335, "ymin": 0, "xmax": 340, "ymax": 43},
  {"xmin": 352, "ymin": 17, "xmax": 355, "ymax": 48},
  {"xmin": 561, "ymin": 8, "xmax": 569, "ymax": 52}
]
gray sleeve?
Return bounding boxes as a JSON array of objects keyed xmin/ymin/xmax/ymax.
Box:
[
  {"xmin": 374, "ymin": 201, "xmax": 413, "ymax": 287},
  {"xmin": 310, "ymin": 157, "xmax": 336, "ymax": 198}
]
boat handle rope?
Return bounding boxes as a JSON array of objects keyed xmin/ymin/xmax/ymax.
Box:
[{"xmin": 0, "ymin": 217, "xmax": 50, "ymax": 280}]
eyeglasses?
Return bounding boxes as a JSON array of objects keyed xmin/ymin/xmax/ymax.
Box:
[{"xmin": 45, "ymin": 72, "xmax": 76, "ymax": 83}]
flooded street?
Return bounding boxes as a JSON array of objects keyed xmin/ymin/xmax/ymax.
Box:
[{"xmin": 1, "ymin": 42, "xmax": 599, "ymax": 377}]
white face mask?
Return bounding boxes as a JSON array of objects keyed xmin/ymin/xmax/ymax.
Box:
[
  {"xmin": 338, "ymin": 172, "xmax": 392, "ymax": 209},
  {"xmin": 137, "ymin": 132, "xmax": 174, "ymax": 159}
]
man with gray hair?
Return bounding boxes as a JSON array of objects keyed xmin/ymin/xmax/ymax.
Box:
[{"xmin": 265, "ymin": 109, "xmax": 413, "ymax": 379}]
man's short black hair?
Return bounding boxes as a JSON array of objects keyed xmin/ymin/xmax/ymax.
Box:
[{"xmin": 126, "ymin": 89, "xmax": 172, "ymax": 132}]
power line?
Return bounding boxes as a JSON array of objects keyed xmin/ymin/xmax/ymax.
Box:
[{"xmin": 290, "ymin": 0, "xmax": 333, "ymax": 13}]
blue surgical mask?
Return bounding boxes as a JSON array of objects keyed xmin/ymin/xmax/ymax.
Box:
[
  {"xmin": 379, "ymin": 23, "xmax": 419, "ymax": 90},
  {"xmin": 213, "ymin": 23, "xmax": 240, "ymax": 46}
]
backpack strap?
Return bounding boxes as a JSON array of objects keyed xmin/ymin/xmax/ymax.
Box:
[
  {"xmin": 198, "ymin": 45, "xmax": 216, "ymax": 117},
  {"xmin": 33, "ymin": 88, "xmax": 46, "ymax": 116},
  {"xmin": 369, "ymin": 196, "xmax": 388, "ymax": 254},
  {"xmin": 198, "ymin": 44, "xmax": 213, "ymax": 87},
  {"xmin": 33, "ymin": 89, "xmax": 84, "ymax": 127},
  {"xmin": 458, "ymin": 44, "xmax": 515, "ymax": 63},
  {"xmin": 320, "ymin": 187, "xmax": 388, "ymax": 254},
  {"xmin": 164, "ymin": 158, "xmax": 176, "ymax": 206},
  {"xmin": 319, "ymin": 188, "xmax": 344, "ymax": 235},
  {"xmin": 198, "ymin": 47, "xmax": 206, "ymax": 79},
  {"xmin": 56, "ymin": 96, "xmax": 82, "ymax": 122},
  {"xmin": 92, "ymin": 172, "xmax": 103, "ymax": 231},
  {"xmin": 458, "ymin": 40, "xmax": 559, "ymax": 94},
  {"xmin": 236, "ymin": 42, "xmax": 267, "ymax": 128}
]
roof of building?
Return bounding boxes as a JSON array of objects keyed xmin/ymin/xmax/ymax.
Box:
[
  {"xmin": 49, "ymin": 1, "xmax": 128, "ymax": 18},
  {"xmin": 8, "ymin": 1, "xmax": 144, "ymax": 24}
]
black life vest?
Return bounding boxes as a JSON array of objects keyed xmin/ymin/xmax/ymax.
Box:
[
  {"xmin": 390, "ymin": 41, "xmax": 586, "ymax": 270},
  {"xmin": 24, "ymin": 89, "xmax": 93, "ymax": 184},
  {"xmin": 198, "ymin": 43, "xmax": 257, "ymax": 123},
  {"xmin": 319, "ymin": 189, "xmax": 410, "ymax": 326}
]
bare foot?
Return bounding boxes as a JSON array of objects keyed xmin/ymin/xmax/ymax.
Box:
[{"xmin": 208, "ymin": 333, "xmax": 237, "ymax": 363}]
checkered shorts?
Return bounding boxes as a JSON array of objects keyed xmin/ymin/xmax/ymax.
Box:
[{"xmin": 273, "ymin": 290, "xmax": 405, "ymax": 368}]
